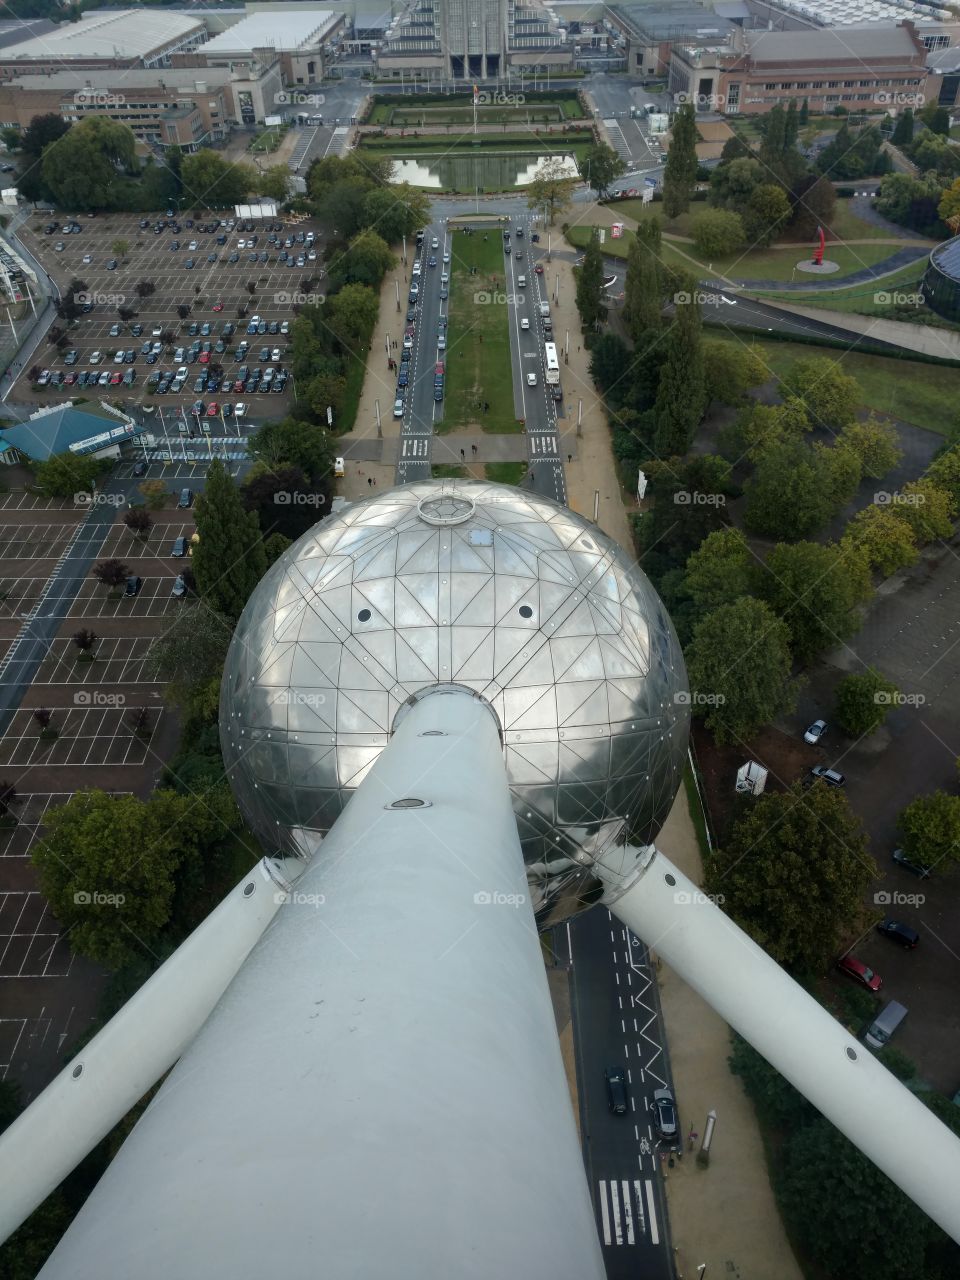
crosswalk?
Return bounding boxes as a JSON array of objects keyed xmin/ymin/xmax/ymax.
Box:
[
  {"xmin": 400, "ymin": 436, "xmax": 430, "ymax": 459},
  {"xmin": 602, "ymin": 119, "xmax": 633, "ymax": 166},
  {"xmin": 597, "ymin": 1179, "xmax": 659, "ymax": 1247},
  {"xmin": 529, "ymin": 434, "xmax": 557, "ymax": 457}
]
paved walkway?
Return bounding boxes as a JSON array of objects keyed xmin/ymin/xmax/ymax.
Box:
[
  {"xmin": 755, "ymin": 298, "xmax": 960, "ymax": 360},
  {"xmin": 652, "ymin": 792, "xmax": 805, "ymax": 1280}
]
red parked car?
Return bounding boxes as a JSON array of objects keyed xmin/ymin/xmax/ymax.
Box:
[{"xmin": 837, "ymin": 954, "xmax": 882, "ymax": 991}]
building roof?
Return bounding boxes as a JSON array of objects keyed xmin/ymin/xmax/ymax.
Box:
[
  {"xmin": 744, "ymin": 23, "xmax": 922, "ymax": 64},
  {"xmin": 611, "ymin": 4, "xmax": 735, "ymax": 40},
  {"xmin": 0, "ymin": 403, "xmax": 136, "ymax": 462},
  {"xmin": 0, "ymin": 18, "xmax": 56, "ymax": 50},
  {"xmin": 0, "ymin": 9, "xmax": 204, "ymax": 61},
  {"xmin": 757, "ymin": 0, "xmax": 950, "ymax": 29},
  {"xmin": 202, "ymin": 9, "xmax": 337, "ymax": 54},
  {"xmin": 7, "ymin": 67, "xmax": 234, "ymax": 93}
]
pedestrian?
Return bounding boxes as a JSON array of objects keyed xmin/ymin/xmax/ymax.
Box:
[
  {"xmin": 472, "ymin": 444, "xmax": 477, "ymax": 455},
  {"xmin": 567, "ymin": 453, "xmax": 572, "ymax": 463},
  {"xmin": 460, "ymin": 448, "xmax": 465, "ymax": 459},
  {"xmin": 367, "ymin": 477, "xmax": 372, "ymax": 487},
  {"xmin": 688, "ymin": 1129, "xmax": 698, "ymax": 1151}
]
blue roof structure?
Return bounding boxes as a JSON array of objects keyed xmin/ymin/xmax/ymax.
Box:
[{"xmin": 0, "ymin": 403, "xmax": 138, "ymax": 462}]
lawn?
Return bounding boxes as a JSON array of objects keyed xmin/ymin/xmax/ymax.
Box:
[
  {"xmin": 337, "ymin": 351, "xmax": 367, "ymax": 436},
  {"xmin": 709, "ymin": 332, "xmax": 960, "ymax": 434},
  {"xmin": 444, "ymin": 229, "xmax": 521, "ymax": 435},
  {"xmin": 432, "ymin": 464, "xmax": 466, "ymax": 478},
  {"xmin": 566, "ymin": 223, "xmax": 902, "ymax": 283},
  {"xmin": 485, "ymin": 461, "xmax": 527, "ymax": 485},
  {"xmin": 747, "ymin": 261, "xmax": 926, "ymax": 314},
  {"xmin": 605, "ymin": 199, "xmax": 912, "ymax": 246}
]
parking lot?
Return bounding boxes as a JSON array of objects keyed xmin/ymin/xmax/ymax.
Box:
[
  {"xmin": 17, "ymin": 208, "xmax": 328, "ymax": 418},
  {"xmin": 0, "ymin": 706, "xmax": 161, "ymax": 768}
]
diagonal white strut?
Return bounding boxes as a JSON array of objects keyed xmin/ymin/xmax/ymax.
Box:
[{"xmin": 597, "ymin": 844, "xmax": 960, "ymax": 1244}]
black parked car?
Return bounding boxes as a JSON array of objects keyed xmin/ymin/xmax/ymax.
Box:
[{"xmin": 876, "ymin": 918, "xmax": 920, "ymax": 948}]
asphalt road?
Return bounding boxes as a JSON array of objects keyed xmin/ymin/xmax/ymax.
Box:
[{"xmin": 568, "ymin": 906, "xmax": 675, "ymax": 1280}]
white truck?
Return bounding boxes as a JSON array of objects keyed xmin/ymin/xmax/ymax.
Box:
[{"xmin": 539, "ymin": 301, "xmax": 550, "ymax": 319}]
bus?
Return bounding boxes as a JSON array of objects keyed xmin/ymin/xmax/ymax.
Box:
[{"xmin": 544, "ymin": 342, "xmax": 560, "ymax": 386}]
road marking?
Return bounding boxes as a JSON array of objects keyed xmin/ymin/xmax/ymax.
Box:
[
  {"xmin": 599, "ymin": 1181, "xmax": 611, "ymax": 1245},
  {"xmin": 633, "ymin": 1179, "xmax": 646, "ymax": 1234},
  {"xmin": 645, "ymin": 1179, "xmax": 660, "ymax": 1244},
  {"xmin": 620, "ymin": 1180, "xmax": 635, "ymax": 1244},
  {"xmin": 609, "ymin": 1178, "xmax": 623, "ymax": 1245}
]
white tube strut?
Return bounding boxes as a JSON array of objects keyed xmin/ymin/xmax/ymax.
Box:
[
  {"xmin": 35, "ymin": 690, "xmax": 605, "ymax": 1280},
  {"xmin": 0, "ymin": 854, "xmax": 306, "ymax": 1245},
  {"xmin": 598, "ymin": 844, "xmax": 960, "ymax": 1244}
]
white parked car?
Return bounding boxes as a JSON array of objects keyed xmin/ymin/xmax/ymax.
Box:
[
  {"xmin": 271, "ymin": 348, "xmax": 281, "ymax": 361},
  {"xmin": 393, "ymin": 397, "xmax": 404, "ymax": 418},
  {"xmin": 440, "ymin": 272, "xmax": 448, "ymax": 284},
  {"xmin": 520, "ymin": 318, "xmax": 530, "ymax": 330},
  {"xmin": 431, "ymin": 236, "xmax": 439, "ymax": 249},
  {"xmin": 442, "ymin": 252, "xmax": 450, "ymax": 263},
  {"xmin": 438, "ymin": 334, "xmax": 446, "ymax": 350},
  {"xmin": 280, "ymin": 321, "xmax": 289, "ymax": 334},
  {"xmin": 90, "ymin": 350, "xmax": 102, "ymax": 364},
  {"xmin": 234, "ymin": 403, "xmax": 247, "ymax": 418},
  {"xmin": 113, "ymin": 350, "xmax": 125, "ymax": 364},
  {"xmin": 82, "ymin": 254, "xmax": 92, "ymax": 265},
  {"xmin": 526, "ymin": 372, "xmax": 538, "ymax": 387}
]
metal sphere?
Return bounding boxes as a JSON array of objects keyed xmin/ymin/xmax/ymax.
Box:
[{"xmin": 221, "ymin": 480, "xmax": 689, "ymax": 925}]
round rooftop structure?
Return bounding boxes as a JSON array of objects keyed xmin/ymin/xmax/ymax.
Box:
[
  {"xmin": 923, "ymin": 235, "xmax": 960, "ymax": 322},
  {"xmin": 221, "ymin": 480, "xmax": 689, "ymax": 925}
]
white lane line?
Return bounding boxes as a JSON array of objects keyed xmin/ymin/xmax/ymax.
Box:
[
  {"xmin": 610, "ymin": 1178, "xmax": 623, "ymax": 1245},
  {"xmin": 621, "ymin": 1180, "xmax": 635, "ymax": 1245},
  {"xmin": 633, "ymin": 1179, "xmax": 646, "ymax": 1236},
  {"xmin": 599, "ymin": 1181, "xmax": 612, "ymax": 1246},
  {"xmin": 645, "ymin": 1179, "xmax": 660, "ymax": 1245}
]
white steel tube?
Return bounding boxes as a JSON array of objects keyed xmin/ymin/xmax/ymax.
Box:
[
  {"xmin": 601, "ymin": 846, "xmax": 960, "ymax": 1244},
  {"xmin": 37, "ymin": 691, "xmax": 605, "ymax": 1280},
  {"xmin": 0, "ymin": 856, "xmax": 306, "ymax": 1245}
]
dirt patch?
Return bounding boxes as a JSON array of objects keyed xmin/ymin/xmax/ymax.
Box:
[{"xmin": 691, "ymin": 721, "xmax": 820, "ymax": 844}]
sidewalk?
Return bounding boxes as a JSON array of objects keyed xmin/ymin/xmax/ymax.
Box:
[{"xmin": 652, "ymin": 791, "xmax": 804, "ymax": 1280}]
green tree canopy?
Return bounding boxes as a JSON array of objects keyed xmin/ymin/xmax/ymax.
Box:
[
  {"xmin": 834, "ymin": 667, "xmax": 900, "ymax": 736},
  {"xmin": 361, "ymin": 182, "xmax": 431, "ymax": 244},
  {"xmin": 705, "ymin": 782, "xmax": 875, "ymax": 972},
  {"xmin": 887, "ymin": 479, "xmax": 956, "ymax": 546},
  {"xmin": 41, "ymin": 116, "xmax": 136, "ymax": 210},
  {"xmin": 897, "ymin": 791, "xmax": 960, "ymax": 870},
  {"xmin": 702, "ymin": 340, "xmax": 766, "ymax": 406},
  {"xmin": 191, "ymin": 458, "xmax": 267, "ymax": 619},
  {"xmin": 743, "ymin": 438, "xmax": 837, "ymax": 539},
  {"xmin": 837, "ymin": 415, "xmax": 902, "ymax": 479},
  {"xmin": 181, "ymin": 150, "xmax": 258, "ymax": 208},
  {"xmin": 526, "ymin": 156, "xmax": 576, "ymax": 225},
  {"xmin": 248, "ymin": 416, "xmax": 335, "ymax": 486},
  {"xmin": 759, "ymin": 540, "xmax": 872, "ymax": 663},
  {"xmin": 653, "ymin": 281, "xmax": 706, "ymax": 455},
  {"xmin": 583, "ymin": 141, "xmax": 626, "ymax": 198},
  {"xmin": 781, "ymin": 357, "xmax": 860, "ymax": 432},
  {"xmin": 147, "ymin": 603, "xmax": 233, "ymax": 713},
  {"xmin": 840, "ymin": 505, "xmax": 919, "ymax": 577},
  {"xmin": 327, "ymin": 282, "xmax": 379, "ymax": 351},
  {"xmin": 33, "ymin": 451, "xmax": 105, "ymax": 499},
  {"xmin": 663, "ymin": 103, "xmax": 699, "ymax": 217},
  {"xmin": 690, "ymin": 208, "xmax": 745, "ymax": 257},
  {"xmin": 575, "ymin": 231, "xmax": 607, "ymax": 332}
]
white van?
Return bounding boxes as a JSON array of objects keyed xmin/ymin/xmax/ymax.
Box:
[
  {"xmin": 517, "ymin": 274, "xmax": 526, "ymax": 287},
  {"xmin": 863, "ymin": 1000, "xmax": 908, "ymax": 1050}
]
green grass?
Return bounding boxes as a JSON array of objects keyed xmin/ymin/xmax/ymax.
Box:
[
  {"xmin": 747, "ymin": 262, "xmax": 926, "ymax": 313},
  {"xmin": 249, "ymin": 127, "xmax": 287, "ymax": 154},
  {"xmin": 566, "ymin": 223, "xmax": 903, "ymax": 283},
  {"xmin": 444, "ymin": 231, "xmax": 521, "ymax": 435},
  {"xmin": 338, "ymin": 351, "xmax": 367, "ymax": 436},
  {"xmin": 683, "ymin": 764, "xmax": 712, "ymax": 863},
  {"xmin": 709, "ymin": 331, "xmax": 960, "ymax": 433},
  {"xmin": 607, "ymin": 198, "xmax": 914, "ymax": 245},
  {"xmin": 431, "ymin": 464, "xmax": 466, "ymax": 478},
  {"xmin": 485, "ymin": 461, "xmax": 527, "ymax": 485}
]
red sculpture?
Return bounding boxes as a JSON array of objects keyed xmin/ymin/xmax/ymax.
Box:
[{"xmin": 813, "ymin": 225, "xmax": 825, "ymax": 266}]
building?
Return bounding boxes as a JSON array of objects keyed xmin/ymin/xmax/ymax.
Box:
[
  {"xmin": 668, "ymin": 21, "xmax": 928, "ymax": 114},
  {"xmin": 377, "ymin": 0, "xmax": 574, "ymax": 81},
  {"xmin": 0, "ymin": 402, "xmax": 140, "ymax": 467},
  {"xmin": 174, "ymin": 8, "xmax": 345, "ymax": 95},
  {"xmin": 923, "ymin": 236, "xmax": 960, "ymax": 323},
  {"xmin": 0, "ymin": 9, "xmax": 207, "ymax": 78},
  {"xmin": 608, "ymin": 4, "xmax": 739, "ymax": 78}
]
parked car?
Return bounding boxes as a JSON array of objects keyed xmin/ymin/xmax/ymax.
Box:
[
  {"xmin": 124, "ymin": 575, "xmax": 142, "ymax": 597},
  {"xmin": 652, "ymin": 1087, "xmax": 677, "ymax": 1140},
  {"xmin": 172, "ymin": 575, "xmax": 187, "ymax": 599},
  {"xmin": 178, "ymin": 488, "xmax": 193, "ymax": 509},
  {"xmin": 837, "ymin": 954, "xmax": 882, "ymax": 991},
  {"xmin": 892, "ymin": 848, "xmax": 932, "ymax": 878},
  {"xmin": 605, "ymin": 1067, "xmax": 627, "ymax": 1116},
  {"xmin": 809, "ymin": 765, "xmax": 845, "ymax": 788},
  {"xmin": 803, "ymin": 719, "xmax": 827, "ymax": 744},
  {"xmin": 171, "ymin": 536, "xmax": 188, "ymax": 558},
  {"xmin": 876, "ymin": 918, "xmax": 919, "ymax": 948}
]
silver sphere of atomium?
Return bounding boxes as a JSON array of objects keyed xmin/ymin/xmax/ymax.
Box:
[{"xmin": 220, "ymin": 481, "xmax": 689, "ymax": 926}]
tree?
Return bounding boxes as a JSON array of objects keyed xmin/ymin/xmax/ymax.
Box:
[
  {"xmin": 138, "ymin": 480, "xmax": 168, "ymax": 510},
  {"xmin": 248, "ymin": 416, "xmax": 334, "ymax": 485},
  {"xmin": 637, "ymin": 454, "xmax": 734, "ymax": 585},
  {"xmin": 264, "ymin": 532, "xmax": 293, "ymax": 566},
  {"xmin": 583, "ymin": 142, "xmax": 626, "ymax": 199},
  {"xmin": 148, "ymin": 605, "xmax": 233, "ymax": 714},
  {"xmin": 662, "ymin": 102, "xmax": 698, "ymax": 217},
  {"xmin": 327, "ymin": 283, "xmax": 379, "ymax": 351},
  {"xmin": 72, "ymin": 628, "xmax": 97, "ymax": 660},
  {"xmin": 789, "ymin": 173, "xmax": 837, "ymax": 241},
  {"xmin": 258, "ymin": 164, "xmax": 290, "ymax": 203},
  {"xmin": 834, "ymin": 668, "xmax": 899, "ymax": 736},
  {"xmin": 840, "ymin": 505, "xmax": 918, "ymax": 577},
  {"xmin": 939, "ymin": 176, "xmax": 960, "ymax": 227},
  {"xmin": 653, "ymin": 280, "xmax": 705, "ymax": 455},
  {"xmin": 0, "ymin": 780, "xmax": 18, "ymax": 821},
  {"xmin": 123, "ymin": 507, "xmax": 152, "ymax": 539},
  {"xmin": 41, "ymin": 117, "xmax": 136, "ymax": 210},
  {"xmin": 887, "ymin": 479, "xmax": 956, "ymax": 546},
  {"xmin": 34, "ymin": 452, "xmax": 103, "ymax": 500},
  {"xmin": 32, "ymin": 708, "xmax": 53, "ymax": 733},
  {"xmin": 892, "ymin": 107, "xmax": 914, "ymax": 147},
  {"xmin": 925, "ymin": 443, "xmax": 960, "ymax": 505},
  {"xmin": 683, "ymin": 527, "xmax": 756, "ymax": 614},
  {"xmin": 782, "ymin": 358, "xmax": 859, "ymax": 432},
  {"xmin": 111, "ymin": 238, "xmax": 130, "ymax": 261},
  {"xmin": 181, "ymin": 150, "xmax": 257, "ymax": 208},
  {"xmin": 744, "ymin": 439, "xmax": 836, "ymax": 539},
  {"xmin": 920, "ymin": 102, "xmax": 950, "ymax": 137},
  {"xmin": 702, "ymin": 339, "xmax": 766, "ymax": 405},
  {"xmin": 337, "ymin": 228, "xmax": 395, "ymax": 288},
  {"xmin": 623, "ymin": 231, "xmax": 663, "ymax": 339},
  {"xmin": 93, "ymin": 560, "xmax": 129, "ymax": 589},
  {"xmin": 759, "ymin": 541, "xmax": 872, "ymax": 663},
  {"xmin": 241, "ymin": 463, "xmax": 328, "ymax": 541},
  {"xmin": 876, "ymin": 171, "xmax": 946, "ymax": 233},
  {"xmin": 32, "ymin": 790, "xmax": 218, "ymax": 969},
  {"xmin": 360, "ymin": 183, "xmax": 430, "ymax": 245},
  {"xmin": 897, "ymin": 791, "xmax": 960, "ymax": 870},
  {"xmin": 690, "ymin": 208, "xmax": 745, "ymax": 257},
  {"xmin": 799, "ymin": 99, "xmax": 809, "ymax": 126},
  {"xmin": 707, "ymin": 781, "xmax": 874, "ymax": 972},
  {"xmin": 575, "ymin": 232, "xmax": 606, "ymax": 332},
  {"xmin": 526, "ymin": 156, "xmax": 576, "ymax": 225},
  {"xmin": 191, "ymin": 458, "xmax": 267, "ymax": 619},
  {"xmin": 743, "ymin": 183, "xmax": 791, "ymax": 247},
  {"xmin": 837, "ymin": 415, "xmax": 902, "ymax": 479},
  {"xmin": 708, "ymin": 157, "xmax": 763, "ymax": 211},
  {"xmin": 135, "ymin": 280, "xmax": 156, "ymax": 300},
  {"xmin": 813, "ymin": 438, "xmax": 862, "ymax": 508}
]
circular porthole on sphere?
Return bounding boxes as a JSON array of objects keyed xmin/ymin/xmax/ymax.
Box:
[
  {"xmin": 72, "ymin": 1064, "xmax": 84, "ymax": 1080},
  {"xmin": 386, "ymin": 797, "xmax": 431, "ymax": 810},
  {"xmin": 519, "ymin": 605, "xmax": 533, "ymax": 619},
  {"xmin": 242, "ymin": 881, "xmax": 256, "ymax": 898},
  {"xmin": 664, "ymin": 873, "xmax": 677, "ymax": 887},
  {"xmin": 357, "ymin": 609, "xmax": 371, "ymax": 623}
]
